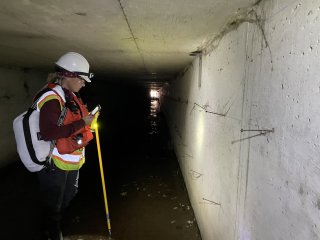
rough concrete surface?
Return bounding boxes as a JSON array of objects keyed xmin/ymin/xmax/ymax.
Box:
[
  {"xmin": 162, "ymin": 0, "xmax": 320, "ymax": 239},
  {"xmin": 1, "ymin": 0, "xmax": 319, "ymax": 239},
  {"xmin": 0, "ymin": 0, "xmax": 254, "ymax": 77},
  {"xmin": 0, "ymin": 67, "xmax": 46, "ymax": 167}
]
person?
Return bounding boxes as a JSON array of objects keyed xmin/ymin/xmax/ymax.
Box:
[{"xmin": 35, "ymin": 52, "xmax": 95, "ymax": 240}]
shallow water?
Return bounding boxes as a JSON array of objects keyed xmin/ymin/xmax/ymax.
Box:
[{"xmin": 0, "ymin": 82, "xmax": 201, "ymax": 240}]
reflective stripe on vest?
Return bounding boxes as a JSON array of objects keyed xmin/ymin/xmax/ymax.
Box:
[
  {"xmin": 52, "ymin": 147, "xmax": 85, "ymax": 163},
  {"xmin": 37, "ymin": 93, "xmax": 63, "ymax": 111},
  {"xmin": 52, "ymin": 147, "xmax": 85, "ymax": 170},
  {"xmin": 37, "ymin": 85, "xmax": 87, "ymax": 171},
  {"xmin": 51, "ymin": 154, "xmax": 85, "ymax": 171},
  {"xmin": 52, "ymin": 86, "xmax": 88, "ymax": 170}
]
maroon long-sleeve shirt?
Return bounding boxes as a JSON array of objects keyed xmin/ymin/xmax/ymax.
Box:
[{"xmin": 39, "ymin": 99, "xmax": 85, "ymax": 141}]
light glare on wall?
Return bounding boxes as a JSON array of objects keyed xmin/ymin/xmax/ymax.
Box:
[{"xmin": 195, "ymin": 114, "xmax": 205, "ymax": 155}]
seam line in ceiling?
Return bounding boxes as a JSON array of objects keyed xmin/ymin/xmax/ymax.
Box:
[{"xmin": 117, "ymin": 0, "xmax": 147, "ymax": 73}]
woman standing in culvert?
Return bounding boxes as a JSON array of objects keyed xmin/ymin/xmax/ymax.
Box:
[{"xmin": 37, "ymin": 52, "xmax": 95, "ymax": 240}]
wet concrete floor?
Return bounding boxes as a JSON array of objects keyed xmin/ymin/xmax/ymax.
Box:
[{"xmin": 0, "ymin": 81, "xmax": 202, "ymax": 240}]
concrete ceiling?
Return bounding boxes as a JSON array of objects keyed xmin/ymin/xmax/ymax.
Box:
[{"xmin": 0, "ymin": 0, "xmax": 255, "ymax": 81}]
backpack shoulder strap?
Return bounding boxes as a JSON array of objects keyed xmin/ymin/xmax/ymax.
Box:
[
  {"xmin": 24, "ymin": 86, "xmax": 67, "ymax": 168},
  {"xmin": 30, "ymin": 87, "xmax": 52, "ymax": 110},
  {"xmin": 44, "ymin": 87, "xmax": 67, "ymax": 167}
]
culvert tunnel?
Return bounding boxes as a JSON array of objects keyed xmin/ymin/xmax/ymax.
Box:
[{"xmin": 1, "ymin": 1, "xmax": 320, "ymax": 240}]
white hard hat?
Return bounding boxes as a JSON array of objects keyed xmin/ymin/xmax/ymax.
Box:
[{"xmin": 55, "ymin": 52, "xmax": 93, "ymax": 82}]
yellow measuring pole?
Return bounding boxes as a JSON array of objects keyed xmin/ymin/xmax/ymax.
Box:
[{"xmin": 92, "ymin": 116, "xmax": 112, "ymax": 236}]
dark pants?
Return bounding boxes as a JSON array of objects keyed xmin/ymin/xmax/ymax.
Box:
[{"xmin": 37, "ymin": 164, "xmax": 79, "ymax": 239}]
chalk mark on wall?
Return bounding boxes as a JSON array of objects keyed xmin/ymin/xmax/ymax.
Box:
[
  {"xmin": 189, "ymin": 170, "xmax": 203, "ymax": 179},
  {"xmin": 191, "ymin": 102, "xmax": 227, "ymax": 117},
  {"xmin": 231, "ymin": 128, "xmax": 274, "ymax": 144},
  {"xmin": 201, "ymin": 198, "xmax": 221, "ymax": 206}
]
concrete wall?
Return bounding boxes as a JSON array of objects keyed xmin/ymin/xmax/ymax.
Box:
[
  {"xmin": 162, "ymin": 0, "xmax": 320, "ymax": 239},
  {"xmin": 0, "ymin": 67, "xmax": 46, "ymax": 168}
]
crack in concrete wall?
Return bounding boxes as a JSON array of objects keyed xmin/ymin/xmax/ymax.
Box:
[{"xmin": 117, "ymin": 0, "xmax": 148, "ymax": 73}]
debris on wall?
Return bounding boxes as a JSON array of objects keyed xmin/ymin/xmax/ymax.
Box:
[
  {"xmin": 200, "ymin": 0, "xmax": 273, "ymax": 70},
  {"xmin": 163, "ymin": 0, "xmax": 320, "ymax": 239}
]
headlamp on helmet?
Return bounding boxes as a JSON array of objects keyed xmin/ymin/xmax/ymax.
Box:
[{"xmin": 55, "ymin": 52, "xmax": 93, "ymax": 82}]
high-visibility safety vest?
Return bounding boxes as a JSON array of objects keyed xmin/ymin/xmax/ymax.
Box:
[{"xmin": 36, "ymin": 84, "xmax": 93, "ymax": 171}]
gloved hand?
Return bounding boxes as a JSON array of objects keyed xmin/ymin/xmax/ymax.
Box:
[{"xmin": 82, "ymin": 115, "xmax": 95, "ymax": 126}]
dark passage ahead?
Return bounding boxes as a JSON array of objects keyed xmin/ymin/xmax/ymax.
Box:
[{"xmin": 0, "ymin": 80, "xmax": 201, "ymax": 240}]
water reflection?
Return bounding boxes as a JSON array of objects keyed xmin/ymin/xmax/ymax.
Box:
[
  {"xmin": 149, "ymin": 99, "xmax": 160, "ymax": 135},
  {"xmin": 64, "ymin": 235, "xmax": 112, "ymax": 240}
]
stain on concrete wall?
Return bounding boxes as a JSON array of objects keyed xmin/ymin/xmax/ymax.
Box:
[
  {"xmin": 0, "ymin": 67, "xmax": 46, "ymax": 167},
  {"xmin": 162, "ymin": 0, "xmax": 320, "ymax": 239}
]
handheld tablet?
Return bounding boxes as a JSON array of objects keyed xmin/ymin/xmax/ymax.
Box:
[{"xmin": 91, "ymin": 104, "xmax": 101, "ymax": 115}]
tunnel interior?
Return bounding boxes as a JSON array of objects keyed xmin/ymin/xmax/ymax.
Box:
[
  {"xmin": 0, "ymin": 78, "xmax": 201, "ymax": 240},
  {"xmin": 1, "ymin": 0, "xmax": 320, "ymax": 240}
]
